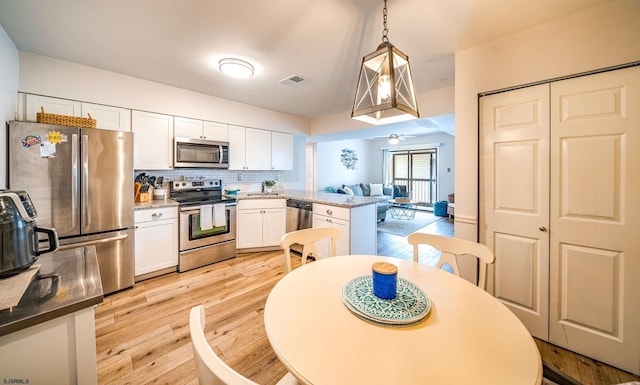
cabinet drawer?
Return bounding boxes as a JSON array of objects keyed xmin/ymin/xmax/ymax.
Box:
[
  {"xmin": 313, "ymin": 203, "xmax": 350, "ymax": 221},
  {"xmin": 238, "ymin": 198, "xmax": 286, "ymax": 210},
  {"xmin": 134, "ymin": 207, "xmax": 177, "ymax": 223}
]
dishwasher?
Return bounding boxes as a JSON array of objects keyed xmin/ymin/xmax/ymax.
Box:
[{"xmin": 286, "ymin": 199, "xmax": 313, "ymax": 253}]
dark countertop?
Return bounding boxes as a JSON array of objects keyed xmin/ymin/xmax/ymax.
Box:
[
  {"xmin": 134, "ymin": 198, "xmax": 179, "ymax": 210},
  {"xmin": 232, "ymin": 189, "xmax": 385, "ymax": 208},
  {"xmin": 0, "ymin": 246, "xmax": 103, "ymax": 337}
]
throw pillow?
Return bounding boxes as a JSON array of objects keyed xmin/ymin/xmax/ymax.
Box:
[
  {"xmin": 323, "ymin": 186, "xmax": 336, "ymax": 193},
  {"xmin": 370, "ymin": 183, "xmax": 383, "ymax": 196},
  {"xmin": 360, "ymin": 183, "xmax": 371, "ymax": 196},
  {"xmin": 349, "ymin": 184, "xmax": 363, "ymax": 196},
  {"xmin": 336, "ymin": 188, "xmax": 346, "ymax": 194},
  {"xmin": 343, "ymin": 185, "xmax": 354, "ymax": 195}
]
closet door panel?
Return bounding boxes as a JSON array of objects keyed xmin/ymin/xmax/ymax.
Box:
[
  {"xmin": 549, "ymin": 66, "xmax": 640, "ymax": 375},
  {"xmin": 480, "ymin": 84, "xmax": 550, "ymax": 339}
]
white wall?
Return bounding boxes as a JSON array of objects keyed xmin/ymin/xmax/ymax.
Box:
[
  {"xmin": 454, "ymin": 0, "xmax": 640, "ymax": 241},
  {"xmin": 0, "ymin": 24, "xmax": 18, "ymax": 189},
  {"xmin": 18, "ymin": 52, "xmax": 310, "ymax": 135},
  {"xmin": 316, "ymin": 139, "xmax": 380, "ymax": 190}
]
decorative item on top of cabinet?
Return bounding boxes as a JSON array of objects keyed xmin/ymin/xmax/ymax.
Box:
[
  {"xmin": 174, "ymin": 116, "xmax": 228, "ymax": 141},
  {"xmin": 23, "ymin": 93, "xmax": 81, "ymax": 121},
  {"xmin": 132, "ymin": 110, "xmax": 174, "ymax": 170},
  {"xmin": 134, "ymin": 206, "xmax": 178, "ymax": 280}
]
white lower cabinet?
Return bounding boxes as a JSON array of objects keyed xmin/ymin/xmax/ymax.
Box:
[
  {"xmin": 237, "ymin": 199, "xmax": 286, "ymax": 249},
  {"xmin": 313, "ymin": 203, "xmax": 376, "ymax": 257},
  {"xmin": 134, "ymin": 206, "xmax": 178, "ymax": 277},
  {"xmin": 0, "ymin": 307, "xmax": 98, "ymax": 385}
]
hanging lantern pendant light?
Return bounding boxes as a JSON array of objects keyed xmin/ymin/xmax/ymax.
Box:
[{"xmin": 351, "ymin": 0, "xmax": 420, "ymax": 125}]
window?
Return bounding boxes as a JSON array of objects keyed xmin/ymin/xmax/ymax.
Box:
[{"xmin": 386, "ymin": 149, "xmax": 437, "ymax": 205}]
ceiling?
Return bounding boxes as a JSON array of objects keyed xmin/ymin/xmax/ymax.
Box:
[{"xmin": 0, "ymin": 0, "xmax": 614, "ymax": 137}]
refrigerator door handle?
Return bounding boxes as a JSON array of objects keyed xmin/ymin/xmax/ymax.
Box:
[
  {"xmin": 57, "ymin": 233, "xmax": 128, "ymax": 251},
  {"xmin": 82, "ymin": 134, "xmax": 90, "ymax": 228},
  {"xmin": 72, "ymin": 133, "xmax": 79, "ymax": 229}
]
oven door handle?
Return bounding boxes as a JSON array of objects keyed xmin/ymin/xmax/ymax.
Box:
[{"xmin": 180, "ymin": 205, "xmax": 234, "ymax": 214}]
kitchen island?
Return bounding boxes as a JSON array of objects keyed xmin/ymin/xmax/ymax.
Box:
[
  {"xmin": 234, "ymin": 190, "xmax": 380, "ymax": 256},
  {"xmin": 0, "ymin": 246, "xmax": 103, "ymax": 385}
]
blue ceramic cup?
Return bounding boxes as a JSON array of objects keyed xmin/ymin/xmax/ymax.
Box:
[{"xmin": 372, "ymin": 262, "xmax": 398, "ymax": 300}]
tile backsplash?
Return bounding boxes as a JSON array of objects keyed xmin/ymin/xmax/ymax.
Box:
[{"xmin": 135, "ymin": 169, "xmax": 289, "ymax": 193}]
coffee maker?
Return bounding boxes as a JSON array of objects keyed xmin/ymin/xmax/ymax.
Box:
[{"xmin": 0, "ymin": 190, "xmax": 58, "ymax": 277}]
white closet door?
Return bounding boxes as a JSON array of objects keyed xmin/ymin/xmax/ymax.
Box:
[
  {"xmin": 549, "ymin": 66, "xmax": 640, "ymax": 374},
  {"xmin": 480, "ymin": 84, "xmax": 550, "ymax": 339}
]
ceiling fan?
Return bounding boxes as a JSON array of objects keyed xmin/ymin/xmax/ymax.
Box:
[{"xmin": 372, "ymin": 133, "xmax": 416, "ymax": 144}]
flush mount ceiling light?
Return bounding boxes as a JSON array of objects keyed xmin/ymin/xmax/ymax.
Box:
[
  {"xmin": 388, "ymin": 134, "xmax": 400, "ymax": 144},
  {"xmin": 351, "ymin": 0, "xmax": 419, "ymax": 125},
  {"xmin": 218, "ymin": 58, "xmax": 255, "ymax": 79}
]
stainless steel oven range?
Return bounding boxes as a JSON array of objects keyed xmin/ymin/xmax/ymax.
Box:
[{"xmin": 170, "ymin": 179, "xmax": 236, "ymax": 272}]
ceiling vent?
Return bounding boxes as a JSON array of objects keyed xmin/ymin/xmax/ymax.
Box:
[{"xmin": 279, "ymin": 74, "xmax": 306, "ymax": 87}]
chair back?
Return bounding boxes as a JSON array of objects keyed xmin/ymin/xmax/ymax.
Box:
[
  {"xmin": 189, "ymin": 305, "xmax": 258, "ymax": 385},
  {"xmin": 280, "ymin": 227, "xmax": 341, "ymax": 272},
  {"xmin": 407, "ymin": 233, "xmax": 495, "ymax": 290}
]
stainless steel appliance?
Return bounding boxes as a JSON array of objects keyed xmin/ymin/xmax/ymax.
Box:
[
  {"xmin": 0, "ymin": 190, "xmax": 58, "ymax": 277},
  {"xmin": 8, "ymin": 121, "xmax": 135, "ymax": 294},
  {"xmin": 174, "ymin": 137, "xmax": 229, "ymax": 168},
  {"xmin": 170, "ymin": 179, "xmax": 236, "ymax": 272},
  {"xmin": 286, "ymin": 199, "xmax": 313, "ymax": 254}
]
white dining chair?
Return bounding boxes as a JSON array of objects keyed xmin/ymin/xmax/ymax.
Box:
[
  {"xmin": 280, "ymin": 227, "xmax": 341, "ymax": 273},
  {"xmin": 407, "ymin": 232, "xmax": 495, "ymax": 290},
  {"xmin": 189, "ymin": 305, "xmax": 299, "ymax": 385}
]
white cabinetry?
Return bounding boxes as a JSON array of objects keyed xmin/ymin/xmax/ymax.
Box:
[
  {"xmin": 81, "ymin": 102, "xmax": 131, "ymax": 131},
  {"xmin": 22, "ymin": 94, "xmax": 131, "ymax": 131},
  {"xmin": 134, "ymin": 206, "xmax": 178, "ymax": 278},
  {"xmin": 228, "ymin": 125, "xmax": 272, "ymax": 170},
  {"xmin": 313, "ymin": 203, "xmax": 376, "ymax": 256},
  {"xmin": 228, "ymin": 125, "xmax": 293, "ymax": 170},
  {"xmin": 132, "ymin": 110, "xmax": 174, "ymax": 170},
  {"xmin": 237, "ymin": 199, "xmax": 286, "ymax": 249},
  {"xmin": 0, "ymin": 307, "xmax": 98, "ymax": 385},
  {"xmin": 23, "ymin": 93, "xmax": 82, "ymax": 121},
  {"xmin": 174, "ymin": 117, "xmax": 228, "ymax": 141},
  {"xmin": 271, "ymin": 131, "xmax": 294, "ymax": 170}
]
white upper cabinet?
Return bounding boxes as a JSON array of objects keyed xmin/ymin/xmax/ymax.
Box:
[
  {"xmin": 175, "ymin": 117, "xmax": 228, "ymax": 142},
  {"xmin": 24, "ymin": 94, "xmax": 82, "ymax": 121},
  {"xmin": 228, "ymin": 125, "xmax": 292, "ymax": 170},
  {"xmin": 271, "ymin": 131, "xmax": 293, "ymax": 170},
  {"xmin": 81, "ymin": 103, "xmax": 131, "ymax": 131},
  {"xmin": 132, "ymin": 110, "xmax": 174, "ymax": 170},
  {"xmin": 228, "ymin": 125, "xmax": 271, "ymax": 170},
  {"xmin": 203, "ymin": 121, "xmax": 228, "ymax": 141}
]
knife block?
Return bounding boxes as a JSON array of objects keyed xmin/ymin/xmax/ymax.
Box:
[{"xmin": 135, "ymin": 192, "xmax": 150, "ymax": 203}]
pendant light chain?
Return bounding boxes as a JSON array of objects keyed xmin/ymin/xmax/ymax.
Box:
[{"xmin": 382, "ymin": 0, "xmax": 389, "ymax": 43}]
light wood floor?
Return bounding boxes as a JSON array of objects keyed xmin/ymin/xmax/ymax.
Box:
[{"xmin": 96, "ymin": 220, "xmax": 639, "ymax": 385}]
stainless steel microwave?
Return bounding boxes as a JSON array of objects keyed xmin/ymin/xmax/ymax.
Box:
[{"xmin": 174, "ymin": 137, "xmax": 229, "ymax": 168}]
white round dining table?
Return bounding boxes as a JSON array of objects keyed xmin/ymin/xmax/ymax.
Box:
[{"xmin": 264, "ymin": 255, "xmax": 542, "ymax": 385}]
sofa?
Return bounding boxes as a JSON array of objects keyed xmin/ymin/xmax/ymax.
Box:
[{"xmin": 323, "ymin": 183, "xmax": 393, "ymax": 222}]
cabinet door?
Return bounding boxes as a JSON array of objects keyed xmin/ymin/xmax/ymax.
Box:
[
  {"xmin": 236, "ymin": 209, "xmax": 264, "ymax": 248},
  {"xmin": 82, "ymin": 102, "xmax": 131, "ymax": 131},
  {"xmin": 135, "ymin": 217, "xmax": 178, "ymax": 276},
  {"xmin": 245, "ymin": 127, "xmax": 271, "ymax": 170},
  {"xmin": 228, "ymin": 125, "xmax": 247, "ymax": 170},
  {"xmin": 312, "ymin": 214, "xmax": 350, "ymax": 257},
  {"xmin": 25, "ymin": 94, "xmax": 81, "ymax": 121},
  {"xmin": 262, "ymin": 208, "xmax": 286, "ymax": 246},
  {"xmin": 203, "ymin": 121, "xmax": 228, "ymax": 141},
  {"xmin": 271, "ymin": 131, "xmax": 293, "ymax": 170},
  {"xmin": 174, "ymin": 117, "xmax": 203, "ymax": 139},
  {"xmin": 132, "ymin": 110, "xmax": 174, "ymax": 170}
]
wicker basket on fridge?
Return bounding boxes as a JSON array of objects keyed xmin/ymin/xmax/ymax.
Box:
[{"xmin": 36, "ymin": 107, "xmax": 96, "ymax": 128}]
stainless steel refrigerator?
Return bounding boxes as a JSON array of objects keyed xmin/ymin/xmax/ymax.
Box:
[{"xmin": 8, "ymin": 121, "xmax": 135, "ymax": 294}]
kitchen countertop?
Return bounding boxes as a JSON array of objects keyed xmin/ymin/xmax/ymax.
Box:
[
  {"xmin": 134, "ymin": 198, "xmax": 179, "ymax": 210},
  {"xmin": 232, "ymin": 189, "xmax": 385, "ymax": 208},
  {"xmin": 0, "ymin": 246, "xmax": 103, "ymax": 336}
]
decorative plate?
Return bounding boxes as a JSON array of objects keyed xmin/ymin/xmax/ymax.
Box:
[{"xmin": 341, "ymin": 275, "xmax": 430, "ymax": 325}]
